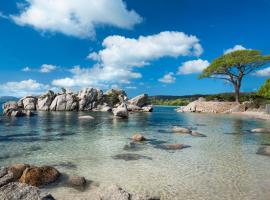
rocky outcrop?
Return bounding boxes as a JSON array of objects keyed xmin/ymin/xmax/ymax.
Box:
[
  {"xmin": 2, "ymin": 101, "xmax": 34, "ymax": 117},
  {"xmin": 50, "ymin": 92, "xmax": 78, "ymax": 111},
  {"xmin": 8, "ymin": 164, "xmax": 30, "ymax": 181},
  {"xmin": 132, "ymin": 134, "xmax": 146, "ymax": 142},
  {"xmin": 18, "ymin": 96, "xmax": 37, "ymax": 110},
  {"xmin": 128, "ymin": 94, "xmax": 148, "ymax": 107},
  {"xmin": 19, "ymin": 166, "xmax": 60, "ymax": 187},
  {"xmin": 37, "ymin": 90, "xmax": 55, "ymax": 111},
  {"xmin": 78, "ymin": 88, "xmax": 103, "ymax": 111},
  {"xmin": 113, "ymin": 103, "xmax": 129, "ymax": 118}
]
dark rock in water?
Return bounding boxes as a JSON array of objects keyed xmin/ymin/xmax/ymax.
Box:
[
  {"xmin": 155, "ymin": 144, "xmax": 191, "ymax": 150},
  {"xmin": 147, "ymin": 139, "xmax": 167, "ymax": 146},
  {"xmin": 98, "ymin": 184, "xmax": 160, "ymax": 200},
  {"xmin": 0, "ymin": 167, "xmax": 14, "ymax": 187},
  {"xmin": 131, "ymin": 133, "xmax": 146, "ymax": 142},
  {"xmin": 0, "ymin": 182, "xmax": 54, "ymax": 200},
  {"xmin": 172, "ymin": 126, "xmax": 191, "ymax": 134},
  {"xmin": 67, "ymin": 176, "xmax": 87, "ymax": 189},
  {"xmin": 8, "ymin": 163, "xmax": 30, "ymax": 180},
  {"xmin": 190, "ymin": 131, "xmax": 207, "ymax": 137},
  {"xmin": 52, "ymin": 161, "xmax": 77, "ymax": 169},
  {"xmin": 257, "ymin": 146, "xmax": 270, "ymax": 156},
  {"xmin": 112, "ymin": 153, "xmax": 152, "ymax": 161},
  {"xmin": 19, "ymin": 166, "xmax": 60, "ymax": 187}
]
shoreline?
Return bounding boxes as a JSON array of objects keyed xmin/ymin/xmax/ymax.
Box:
[{"xmin": 231, "ymin": 111, "xmax": 270, "ymax": 120}]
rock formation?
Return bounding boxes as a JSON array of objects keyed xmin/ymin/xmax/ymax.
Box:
[{"xmin": 2, "ymin": 88, "xmax": 153, "ymax": 117}]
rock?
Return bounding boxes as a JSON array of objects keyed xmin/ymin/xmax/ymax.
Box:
[
  {"xmin": 190, "ymin": 131, "xmax": 207, "ymax": 137},
  {"xmin": 113, "ymin": 103, "xmax": 129, "ymax": 118},
  {"xmin": 50, "ymin": 93, "xmax": 78, "ymax": 111},
  {"xmin": 127, "ymin": 104, "xmax": 142, "ymax": 112},
  {"xmin": 37, "ymin": 90, "xmax": 55, "ymax": 111},
  {"xmin": 2, "ymin": 101, "xmax": 19, "ymax": 116},
  {"xmin": 18, "ymin": 96, "xmax": 37, "ymax": 110},
  {"xmin": 257, "ymin": 146, "xmax": 270, "ymax": 156},
  {"xmin": 95, "ymin": 104, "xmax": 112, "ymax": 112},
  {"xmin": 112, "ymin": 153, "xmax": 152, "ymax": 161},
  {"xmin": 251, "ymin": 128, "xmax": 270, "ymax": 133},
  {"xmin": 172, "ymin": 126, "xmax": 191, "ymax": 134},
  {"xmin": 78, "ymin": 115, "xmax": 95, "ymax": 120},
  {"xmin": 161, "ymin": 144, "xmax": 190, "ymax": 150},
  {"xmin": 141, "ymin": 105, "xmax": 153, "ymax": 112},
  {"xmin": 78, "ymin": 88, "xmax": 103, "ymax": 111},
  {"xmin": 8, "ymin": 163, "xmax": 30, "ymax": 180},
  {"xmin": 19, "ymin": 166, "xmax": 60, "ymax": 187},
  {"xmin": 0, "ymin": 167, "xmax": 14, "ymax": 187},
  {"xmin": 105, "ymin": 89, "xmax": 128, "ymax": 106},
  {"xmin": 128, "ymin": 94, "xmax": 148, "ymax": 107},
  {"xmin": 132, "ymin": 134, "xmax": 146, "ymax": 142},
  {"xmin": 0, "ymin": 182, "xmax": 54, "ymax": 200},
  {"xmin": 99, "ymin": 185, "xmax": 160, "ymax": 200},
  {"xmin": 67, "ymin": 176, "xmax": 86, "ymax": 188}
]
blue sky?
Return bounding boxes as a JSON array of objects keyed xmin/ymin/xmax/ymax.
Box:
[{"xmin": 0, "ymin": 0, "xmax": 270, "ymax": 97}]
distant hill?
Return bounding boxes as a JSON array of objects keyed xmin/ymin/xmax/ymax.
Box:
[
  {"xmin": 149, "ymin": 94, "xmax": 207, "ymax": 101},
  {"xmin": 0, "ymin": 96, "xmax": 19, "ymax": 107}
]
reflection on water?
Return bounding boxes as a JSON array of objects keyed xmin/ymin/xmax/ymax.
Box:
[{"xmin": 1, "ymin": 106, "xmax": 270, "ymax": 200}]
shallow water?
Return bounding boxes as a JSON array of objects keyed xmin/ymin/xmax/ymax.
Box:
[{"xmin": 1, "ymin": 106, "xmax": 270, "ymax": 200}]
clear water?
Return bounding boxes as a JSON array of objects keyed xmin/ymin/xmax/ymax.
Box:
[{"xmin": 1, "ymin": 106, "xmax": 270, "ymax": 200}]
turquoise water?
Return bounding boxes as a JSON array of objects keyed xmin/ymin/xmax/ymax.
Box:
[{"xmin": 1, "ymin": 106, "xmax": 270, "ymax": 199}]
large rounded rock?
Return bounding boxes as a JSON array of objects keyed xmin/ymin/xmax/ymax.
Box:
[
  {"xmin": 257, "ymin": 146, "xmax": 270, "ymax": 156},
  {"xmin": 113, "ymin": 103, "xmax": 129, "ymax": 118},
  {"xmin": 19, "ymin": 166, "xmax": 60, "ymax": 187},
  {"xmin": 128, "ymin": 94, "xmax": 148, "ymax": 107},
  {"xmin": 37, "ymin": 90, "xmax": 55, "ymax": 111},
  {"xmin": 67, "ymin": 176, "xmax": 86, "ymax": 188},
  {"xmin": 18, "ymin": 96, "xmax": 37, "ymax": 110},
  {"xmin": 132, "ymin": 134, "xmax": 146, "ymax": 142},
  {"xmin": 190, "ymin": 131, "xmax": 207, "ymax": 137},
  {"xmin": 78, "ymin": 88, "xmax": 103, "ymax": 111},
  {"xmin": 50, "ymin": 93, "xmax": 78, "ymax": 111},
  {"xmin": 8, "ymin": 163, "xmax": 30, "ymax": 180},
  {"xmin": 172, "ymin": 126, "xmax": 191, "ymax": 134}
]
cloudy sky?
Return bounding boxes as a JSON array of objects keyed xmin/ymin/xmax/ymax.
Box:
[{"xmin": 0, "ymin": 0, "xmax": 270, "ymax": 97}]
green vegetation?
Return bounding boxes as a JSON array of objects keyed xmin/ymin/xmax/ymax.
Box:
[
  {"xmin": 200, "ymin": 50, "xmax": 270, "ymax": 103},
  {"xmin": 151, "ymin": 98, "xmax": 190, "ymax": 106},
  {"xmin": 258, "ymin": 78, "xmax": 270, "ymax": 99}
]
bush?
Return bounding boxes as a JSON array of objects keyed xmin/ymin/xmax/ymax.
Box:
[{"xmin": 258, "ymin": 78, "xmax": 270, "ymax": 99}]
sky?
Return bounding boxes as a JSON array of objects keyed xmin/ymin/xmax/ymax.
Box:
[{"xmin": 0, "ymin": 0, "xmax": 270, "ymax": 97}]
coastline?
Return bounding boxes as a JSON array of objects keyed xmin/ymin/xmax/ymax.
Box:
[{"xmin": 231, "ymin": 111, "xmax": 270, "ymax": 120}]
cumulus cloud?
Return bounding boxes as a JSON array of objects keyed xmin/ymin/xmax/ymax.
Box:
[
  {"xmin": 0, "ymin": 79, "xmax": 50, "ymax": 97},
  {"xmin": 224, "ymin": 45, "xmax": 246, "ymax": 54},
  {"xmin": 40, "ymin": 64, "xmax": 57, "ymax": 73},
  {"xmin": 254, "ymin": 67, "xmax": 270, "ymax": 76},
  {"xmin": 177, "ymin": 59, "xmax": 209, "ymax": 75},
  {"xmin": 11, "ymin": 0, "xmax": 142, "ymax": 38},
  {"xmin": 22, "ymin": 66, "xmax": 31, "ymax": 72},
  {"xmin": 158, "ymin": 72, "xmax": 176, "ymax": 83},
  {"xmin": 53, "ymin": 31, "xmax": 203, "ymax": 88}
]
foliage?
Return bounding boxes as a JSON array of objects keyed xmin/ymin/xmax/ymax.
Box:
[
  {"xmin": 258, "ymin": 78, "xmax": 270, "ymax": 99},
  {"xmin": 151, "ymin": 98, "xmax": 190, "ymax": 106}
]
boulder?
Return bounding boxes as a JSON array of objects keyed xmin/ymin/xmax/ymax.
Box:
[
  {"xmin": 19, "ymin": 166, "xmax": 60, "ymax": 187},
  {"xmin": 251, "ymin": 128, "xmax": 270, "ymax": 133},
  {"xmin": 113, "ymin": 103, "xmax": 129, "ymax": 118},
  {"xmin": 37, "ymin": 90, "xmax": 55, "ymax": 111},
  {"xmin": 141, "ymin": 105, "xmax": 153, "ymax": 112},
  {"xmin": 257, "ymin": 146, "xmax": 270, "ymax": 156},
  {"xmin": 98, "ymin": 184, "xmax": 160, "ymax": 200},
  {"xmin": 128, "ymin": 94, "xmax": 148, "ymax": 107},
  {"xmin": 50, "ymin": 93, "xmax": 78, "ymax": 111},
  {"xmin": 0, "ymin": 182, "xmax": 54, "ymax": 200},
  {"xmin": 8, "ymin": 163, "xmax": 30, "ymax": 180},
  {"xmin": 172, "ymin": 126, "xmax": 191, "ymax": 134},
  {"xmin": 162, "ymin": 144, "xmax": 190, "ymax": 150},
  {"xmin": 0, "ymin": 167, "xmax": 14, "ymax": 187},
  {"xmin": 78, "ymin": 88, "xmax": 103, "ymax": 111},
  {"xmin": 127, "ymin": 104, "xmax": 142, "ymax": 112},
  {"xmin": 67, "ymin": 176, "xmax": 86, "ymax": 188},
  {"xmin": 96, "ymin": 104, "xmax": 112, "ymax": 112},
  {"xmin": 18, "ymin": 96, "xmax": 37, "ymax": 110},
  {"xmin": 190, "ymin": 131, "xmax": 207, "ymax": 137},
  {"xmin": 132, "ymin": 134, "xmax": 146, "ymax": 142},
  {"xmin": 2, "ymin": 101, "xmax": 19, "ymax": 116}
]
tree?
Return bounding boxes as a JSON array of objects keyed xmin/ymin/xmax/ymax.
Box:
[
  {"xmin": 258, "ymin": 78, "xmax": 270, "ymax": 99},
  {"xmin": 199, "ymin": 50, "xmax": 270, "ymax": 103}
]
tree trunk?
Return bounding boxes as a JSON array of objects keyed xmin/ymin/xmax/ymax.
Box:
[{"xmin": 234, "ymin": 85, "xmax": 240, "ymax": 103}]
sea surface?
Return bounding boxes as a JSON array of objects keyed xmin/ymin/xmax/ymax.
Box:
[{"xmin": 1, "ymin": 106, "xmax": 270, "ymax": 200}]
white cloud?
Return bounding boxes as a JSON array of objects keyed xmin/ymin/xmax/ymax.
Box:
[
  {"xmin": 177, "ymin": 59, "xmax": 209, "ymax": 75},
  {"xmin": 0, "ymin": 79, "xmax": 51, "ymax": 97},
  {"xmin": 224, "ymin": 45, "xmax": 246, "ymax": 54},
  {"xmin": 53, "ymin": 31, "xmax": 203, "ymax": 88},
  {"xmin": 22, "ymin": 66, "xmax": 31, "ymax": 72},
  {"xmin": 158, "ymin": 72, "xmax": 176, "ymax": 83},
  {"xmin": 0, "ymin": 12, "xmax": 8, "ymax": 19},
  {"xmin": 126, "ymin": 86, "xmax": 137, "ymax": 89},
  {"xmin": 11, "ymin": 0, "xmax": 142, "ymax": 38},
  {"xmin": 40, "ymin": 64, "xmax": 57, "ymax": 73},
  {"xmin": 254, "ymin": 67, "xmax": 270, "ymax": 76}
]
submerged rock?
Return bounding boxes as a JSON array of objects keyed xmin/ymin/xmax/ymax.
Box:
[
  {"xmin": 98, "ymin": 184, "xmax": 160, "ymax": 200},
  {"xmin": 257, "ymin": 146, "xmax": 270, "ymax": 156},
  {"xmin": 159, "ymin": 144, "xmax": 191, "ymax": 150},
  {"xmin": 0, "ymin": 182, "xmax": 54, "ymax": 200},
  {"xmin": 190, "ymin": 131, "xmax": 207, "ymax": 137},
  {"xmin": 132, "ymin": 134, "xmax": 146, "ymax": 142},
  {"xmin": 67, "ymin": 176, "xmax": 86, "ymax": 189},
  {"xmin": 251, "ymin": 128, "xmax": 270, "ymax": 133},
  {"xmin": 172, "ymin": 126, "xmax": 191, "ymax": 134},
  {"xmin": 112, "ymin": 153, "xmax": 152, "ymax": 161},
  {"xmin": 19, "ymin": 166, "xmax": 60, "ymax": 187},
  {"xmin": 78, "ymin": 115, "xmax": 95, "ymax": 120},
  {"xmin": 113, "ymin": 103, "xmax": 129, "ymax": 118}
]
